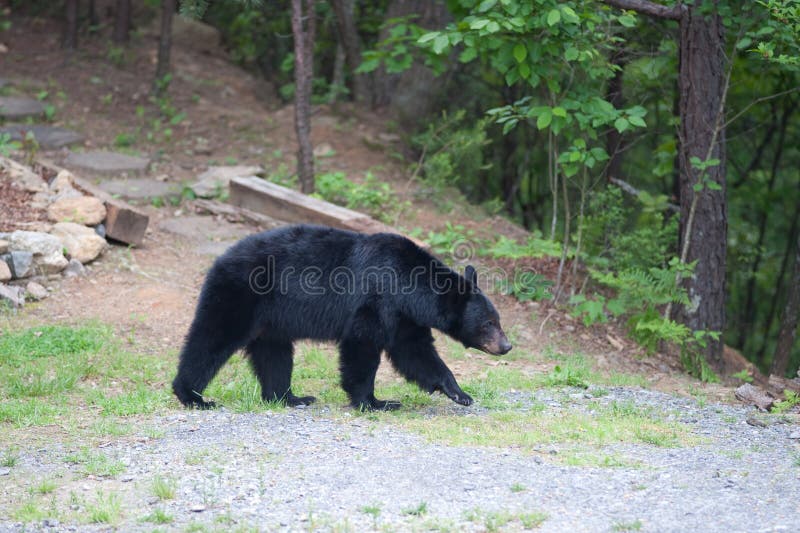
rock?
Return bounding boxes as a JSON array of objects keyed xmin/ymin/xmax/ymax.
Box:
[
  {"xmin": 64, "ymin": 150, "xmax": 150, "ymax": 176},
  {"xmin": 0, "ymin": 467, "xmax": 10, "ymax": 476},
  {"xmin": 0, "ymin": 124, "xmax": 84, "ymax": 149},
  {"xmin": 1, "ymin": 250, "xmax": 34, "ymax": 278},
  {"xmin": 8, "ymin": 231, "xmax": 68, "ymax": 274},
  {"xmin": 94, "ymin": 223, "xmax": 106, "ymax": 238},
  {"xmin": 0, "ymin": 284, "xmax": 25, "ymax": 307},
  {"xmin": 63, "ymin": 258, "xmax": 86, "ymax": 278},
  {"xmin": 735, "ymin": 383, "xmax": 776, "ymax": 412},
  {"xmin": 50, "ymin": 222, "xmax": 107, "ymax": 264},
  {"xmin": 789, "ymin": 430, "xmax": 800, "ymax": 440},
  {"xmin": 189, "ymin": 504, "xmax": 206, "ymax": 513},
  {"xmin": 190, "ymin": 165, "xmax": 263, "ymax": 198},
  {"xmin": 0, "ymin": 260, "xmax": 10, "ymax": 282},
  {"xmin": 313, "ymin": 143, "xmax": 335, "ymax": 157},
  {"xmin": 49, "ymin": 170, "xmax": 76, "ymax": 193},
  {"xmin": 0, "ymin": 155, "xmax": 45, "ymax": 192},
  {"xmin": 47, "ymin": 195, "xmax": 107, "ymax": 225},
  {"xmin": 25, "ymin": 281, "xmax": 48, "ymax": 300},
  {"xmin": 0, "ymin": 239, "xmax": 7, "ymax": 254},
  {"xmin": 0, "ymin": 96, "xmax": 44, "ymax": 120}
]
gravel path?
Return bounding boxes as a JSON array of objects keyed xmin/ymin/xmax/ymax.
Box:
[{"xmin": 1, "ymin": 388, "xmax": 799, "ymax": 532}]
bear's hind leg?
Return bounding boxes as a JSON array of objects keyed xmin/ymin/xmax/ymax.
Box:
[
  {"xmin": 246, "ymin": 336, "xmax": 316, "ymax": 407},
  {"xmin": 339, "ymin": 309, "xmax": 399, "ymax": 411}
]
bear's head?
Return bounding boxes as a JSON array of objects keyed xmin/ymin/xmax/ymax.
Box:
[{"xmin": 456, "ymin": 265, "xmax": 512, "ymax": 356}]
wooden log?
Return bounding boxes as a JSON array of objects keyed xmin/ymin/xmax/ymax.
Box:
[
  {"xmin": 37, "ymin": 159, "xmax": 149, "ymax": 246},
  {"xmin": 193, "ymin": 198, "xmax": 282, "ymax": 229},
  {"xmin": 229, "ymin": 177, "xmax": 429, "ymax": 249}
]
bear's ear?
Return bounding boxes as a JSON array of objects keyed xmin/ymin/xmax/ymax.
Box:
[{"xmin": 465, "ymin": 265, "xmax": 477, "ymax": 287}]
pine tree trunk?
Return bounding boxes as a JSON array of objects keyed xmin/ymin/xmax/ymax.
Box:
[
  {"xmin": 674, "ymin": 2, "xmax": 727, "ymax": 370},
  {"xmin": 330, "ymin": 0, "xmax": 369, "ymax": 103},
  {"xmin": 155, "ymin": 0, "xmax": 176, "ymax": 87},
  {"xmin": 291, "ymin": 0, "xmax": 316, "ymax": 194},
  {"xmin": 771, "ymin": 234, "xmax": 800, "ymax": 377},
  {"xmin": 63, "ymin": 0, "xmax": 79, "ymax": 50},
  {"xmin": 113, "ymin": 0, "xmax": 131, "ymax": 44},
  {"xmin": 88, "ymin": 0, "xmax": 99, "ymax": 28}
]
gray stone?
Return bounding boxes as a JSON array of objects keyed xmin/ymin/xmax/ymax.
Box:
[
  {"xmin": 94, "ymin": 223, "xmax": 106, "ymax": 238},
  {"xmin": 63, "ymin": 258, "xmax": 86, "ymax": 278},
  {"xmin": 8, "ymin": 231, "xmax": 68, "ymax": 274},
  {"xmin": 25, "ymin": 281, "xmax": 48, "ymax": 300},
  {"xmin": 789, "ymin": 430, "xmax": 800, "ymax": 440},
  {"xmin": 0, "ymin": 96, "xmax": 44, "ymax": 120},
  {"xmin": 64, "ymin": 150, "xmax": 150, "ymax": 176},
  {"xmin": 190, "ymin": 165, "xmax": 262, "ymax": 198},
  {"xmin": 0, "ymin": 124, "xmax": 84, "ymax": 149},
  {"xmin": 99, "ymin": 178, "xmax": 180, "ymax": 200},
  {"xmin": 1, "ymin": 250, "xmax": 34, "ymax": 278},
  {"xmin": 0, "ymin": 284, "xmax": 24, "ymax": 307},
  {"xmin": 159, "ymin": 216, "xmax": 250, "ymax": 256}
]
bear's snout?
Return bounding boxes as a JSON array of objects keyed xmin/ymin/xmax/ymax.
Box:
[{"xmin": 482, "ymin": 330, "xmax": 512, "ymax": 356}]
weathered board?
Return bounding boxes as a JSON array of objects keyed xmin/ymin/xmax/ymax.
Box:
[{"xmin": 229, "ymin": 176, "xmax": 429, "ymax": 249}]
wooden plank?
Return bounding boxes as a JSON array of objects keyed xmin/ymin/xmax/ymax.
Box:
[
  {"xmin": 229, "ymin": 176, "xmax": 429, "ymax": 249},
  {"xmin": 37, "ymin": 159, "xmax": 149, "ymax": 246},
  {"xmin": 193, "ymin": 198, "xmax": 282, "ymax": 229}
]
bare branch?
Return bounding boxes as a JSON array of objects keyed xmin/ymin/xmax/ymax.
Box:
[
  {"xmin": 601, "ymin": 0, "xmax": 684, "ymax": 20},
  {"xmin": 609, "ymin": 177, "xmax": 680, "ymax": 213}
]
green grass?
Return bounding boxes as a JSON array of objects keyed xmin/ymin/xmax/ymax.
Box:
[
  {"xmin": 142, "ymin": 508, "xmax": 173, "ymax": 524},
  {"xmin": 30, "ymin": 478, "xmax": 58, "ymax": 495},
  {"xmin": 465, "ymin": 509, "xmax": 548, "ymax": 530},
  {"xmin": 86, "ymin": 491, "xmax": 121, "ymax": 524},
  {"xmin": 1, "ymin": 448, "xmax": 19, "ymax": 467},
  {"xmin": 613, "ymin": 519, "xmax": 643, "ymax": 531},
  {"xmin": 64, "ymin": 447, "xmax": 126, "ymax": 478},
  {"xmin": 510, "ymin": 483, "xmax": 526, "ymax": 493},
  {"xmin": 152, "ymin": 475, "xmax": 177, "ymax": 500},
  {"xmin": 402, "ymin": 501, "xmax": 428, "ymax": 516}
]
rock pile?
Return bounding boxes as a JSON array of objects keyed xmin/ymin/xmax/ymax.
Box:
[{"xmin": 0, "ymin": 164, "xmax": 114, "ymax": 308}]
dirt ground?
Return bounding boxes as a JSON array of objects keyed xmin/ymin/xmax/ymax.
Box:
[{"xmin": 0, "ymin": 15, "xmax": 733, "ymax": 402}]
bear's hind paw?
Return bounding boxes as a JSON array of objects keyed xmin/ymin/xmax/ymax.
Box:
[{"xmin": 286, "ymin": 393, "xmax": 317, "ymax": 407}]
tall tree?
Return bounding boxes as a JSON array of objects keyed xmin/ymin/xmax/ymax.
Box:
[
  {"xmin": 291, "ymin": 0, "xmax": 316, "ymax": 193},
  {"xmin": 603, "ymin": 0, "xmax": 728, "ymax": 369},
  {"xmin": 771, "ymin": 233, "xmax": 800, "ymax": 376},
  {"xmin": 63, "ymin": 0, "xmax": 79, "ymax": 50},
  {"xmin": 155, "ymin": 0, "xmax": 177, "ymax": 89},
  {"xmin": 113, "ymin": 0, "xmax": 131, "ymax": 44},
  {"xmin": 330, "ymin": 0, "xmax": 369, "ymax": 103}
]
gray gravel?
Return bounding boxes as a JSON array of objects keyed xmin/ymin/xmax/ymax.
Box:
[{"xmin": 1, "ymin": 388, "xmax": 798, "ymax": 532}]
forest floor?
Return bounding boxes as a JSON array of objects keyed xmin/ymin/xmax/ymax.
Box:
[{"xmin": 0, "ymin": 16, "xmax": 798, "ymax": 533}]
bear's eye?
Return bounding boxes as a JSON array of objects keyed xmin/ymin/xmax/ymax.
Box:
[{"xmin": 483, "ymin": 320, "xmax": 494, "ymax": 329}]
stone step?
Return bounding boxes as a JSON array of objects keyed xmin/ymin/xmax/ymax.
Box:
[
  {"xmin": 98, "ymin": 178, "xmax": 181, "ymax": 201},
  {"xmin": 0, "ymin": 124, "xmax": 84, "ymax": 149},
  {"xmin": 64, "ymin": 150, "xmax": 150, "ymax": 176},
  {"xmin": 0, "ymin": 96, "xmax": 45, "ymax": 120}
]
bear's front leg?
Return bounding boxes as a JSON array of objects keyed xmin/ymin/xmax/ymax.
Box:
[{"xmin": 387, "ymin": 321, "xmax": 473, "ymax": 407}]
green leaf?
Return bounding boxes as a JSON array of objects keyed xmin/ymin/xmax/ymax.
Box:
[
  {"xmin": 693, "ymin": 183, "xmax": 703, "ymax": 192},
  {"xmin": 513, "ymin": 43, "xmax": 527, "ymax": 63},
  {"xmin": 518, "ymin": 62, "xmax": 531, "ymax": 79},
  {"xmin": 552, "ymin": 106, "xmax": 567, "ymax": 118},
  {"xmin": 537, "ymin": 110, "xmax": 552, "ymax": 130},
  {"xmin": 478, "ymin": 0, "xmax": 497, "ymax": 12},
  {"xmin": 547, "ymin": 9, "xmax": 561, "ymax": 26},
  {"xmin": 561, "ymin": 6, "xmax": 578, "ymax": 22},
  {"xmin": 614, "ymin": 117, "xmax": 629, "ymax": 133},
  {"xmin": 618, "ymin": 14, "xmax": 636, "ymax": 27},
  {"xmin": 459, "ymin": 47, "xmax": 478, "ymax": 63},
  {"xmin": 469, "ymin": 19, "xmax": 489, "ymax": 30},
  {"xmin": 486, "ymin": 20, "xmax": 500, "ymax": 32},
  {"xmin": 628, "ymin": 115, "xmax": 646, "ymax": 128},
  {"xmin": 432, "ymin": 34, "xmax": 449, "ymax": 54},
  {"xmin": 417, "ymin": 32, "xmax": 439, "ymax": 44},
  {"xmin": 565, "ymin": 47, "xmax": 579, "ymax": 61}
]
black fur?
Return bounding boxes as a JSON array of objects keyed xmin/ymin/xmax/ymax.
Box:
[{"xmin": 172, "ymin": 225, "xmax": 511, "ymax": 410}]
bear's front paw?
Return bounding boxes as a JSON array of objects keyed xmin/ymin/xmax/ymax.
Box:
[{"xmin": 436, "ymin": 380, "xmax": 473, "ymax": 406}]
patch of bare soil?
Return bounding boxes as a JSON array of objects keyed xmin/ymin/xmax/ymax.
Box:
[{"xmin": 0, "ymin": 172, "xmax": 47, "ymax": 232}]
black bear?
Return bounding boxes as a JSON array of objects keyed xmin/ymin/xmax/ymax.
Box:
[{"xmin": 172, "ymin": 224, "xmax": 511, "ymax": 410}]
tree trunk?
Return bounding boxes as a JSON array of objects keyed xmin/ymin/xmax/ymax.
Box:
[
  {"xmin": 674, "ymin": 3, "xmax": 727, "ymax": 370},
  {"xmin": 88, "ymin": 0, "xmax": 99, "ymax": 28},
  {"xmin": 291, "ymin": 0, "xmax": 316, "ymax": 194},
  {"xmin": 605, "ymin": 50, "xmax": 626, "ymax": 181},
  {"xmin": 155, "ymin": 0, "xmax": 176, "ymax": 88},
  {"xmin": 63, "ymin": 0, "xmax": 79, "ymax": 50},
  {"xmin": 113, "ymin": 0, "xmax": 131, "ymax": 44},
  {"xmin": 771, "ymin": 233, "xmax": 800, "ymax": 376},
  {"xmin": 330, "ymin": 0, "xmax": 369, "ymax": 103}
]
